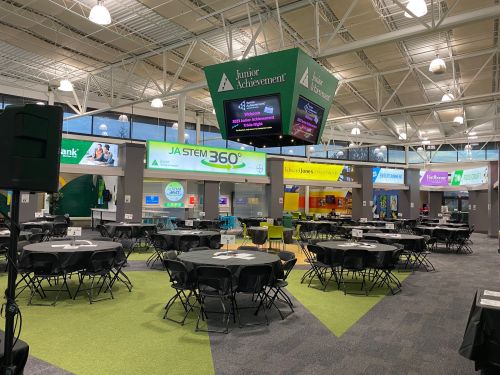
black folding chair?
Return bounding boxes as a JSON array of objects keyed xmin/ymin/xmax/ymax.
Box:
[
  {"xmin": 108, "ymin": 239, "xmax": 134, "ymax": 291},
  {"xmin": 163, "ymin": 259, "xmax": 197, "ymax": 325},
  {"xmin": 73, "ymin": 250, "xmax": 116, "ymax": 303},
  {"xmin": 369, "ymin": 250, "xmax": 402, "ymax": 295},
  {"xmin": 208, "ymin": 234, "xmax": 222, "ymax": 249},
  {"xmin": 195, "ymin": 266, "xmax": 236, "ymax": 334},
  {"xmin": 148, "ymin": 234, "xmax": 168, "ymax": 268},
  {"xmin": 235, "ymin": 265, "xmax": 273, "ymax": 327},
  {"xmin": 339, "ymin": 249, "xmax": 369, "ymax": 296},
  {"xmin": 266, "ymin": 257, "xmax": 297, "ymax": 319},
  {"xmin": 96, "ymin": 224, "xmax": 113, "ymax": 239},
  {"xmin": 28, "ymin": 233, "xmax": 45, "ymax": 244},
  {"xmin": 49, "ymin": 222, "xmax": 68, "ymax": 239},
  {"xmin": 27, "ymin": 252, "xmax": 72, "ymax": 306},
  {"xmin": 178, "ymin": 235, "xmax": 200, "ymax": 252},
  {"xmin": 304, "ymin": 244, "xmax": 330, "ymax": 288}
]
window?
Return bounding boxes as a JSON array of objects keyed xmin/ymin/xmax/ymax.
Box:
[
  {"xmin": 388, "ymin": 146, "xmax": 405, "ymax": 164},
  {"xmin": 63, "ymin": 112, "xmax": 92, "ymax": 134},
  {"xmin": 282, "ymin": 145, "xmax": 305, "ymax": 157},
  {"xmin": 93, "ymin": 114, "xmax": 130, "ymax": 138},
  {"xmin": 348, "ymin": 147, "xmax": 368, "ymax": 161},
  {"xmin": 309, "ymin": 145, "xmax": 327, "ymax": 159},
  {"xmin": 132, "ymin": 116, "xmax": 164, "ymax": 141},
  {"xmin": 486, "ymin": 143, "xmax": 499, "ymax": 160},
  {"xmin": 256, "ymin": 146, "xmax": 281, "ymax": 154},
  {"xmin": 202, "ymin": 131, "xmax": 226, "ymax": 148},
  {"xmin": 227, "ymin": 140, "xmax": 253, "ymax": 151},
  {"xmin": 369, "ymin": 146, "xmax": 387, "ymax": 162}
]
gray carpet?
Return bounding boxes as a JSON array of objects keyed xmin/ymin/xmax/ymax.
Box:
[{"xmin": 21, "ymin": 232, "xmax": 500, "ymax": 374}]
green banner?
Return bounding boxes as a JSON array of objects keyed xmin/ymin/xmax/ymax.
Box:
[
  {"xmin": 203, "ymin": 48, "xmax": 338, "ymax": 146},
  {"xmin": 147, "ymin": 141, "xmax": 266, "ymax": 176},
  {"xmin": 60, "ymin": 139, "xmax": 118, "ymax": 167},
  {"xmin": 451, "ymin": 170, "xmax": 464, "ymax": 186}
]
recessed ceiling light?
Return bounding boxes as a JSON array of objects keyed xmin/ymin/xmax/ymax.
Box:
[{"xmin": 35, "ymin": 102, "xmax": 45, "ymax": 105}]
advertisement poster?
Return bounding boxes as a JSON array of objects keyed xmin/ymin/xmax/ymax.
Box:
[
  {"xmin": 372, "ymin": 168, "xmax": 405, "ymax": 184},
  {"xmin": 284, "ymin": 161, "xmax": 354, "ymax": 182},
  {"xmin": 224, "ymin": 94, "xmax": 282, "ymax": 138},
  {"xmin": 60, "ymin": 139, "xmax": 119, "ymax": 167},
  {"xmin": 419, "ymin": 171, "xmax": 449, "ymax": 186},
  {"xmin": 147, "ymin": 141, "xmax": 266, "ymax": 176},
  {"xmin": 291, "ymin": 96, "xmax": 324, "ymax": 143},
  {"xmin": 451, "ymin": 167, "xmax": 488, "ymax": 186},
  {"xmin": 163, "ymin": 181, "xmax": 185, "ymax": 208}
]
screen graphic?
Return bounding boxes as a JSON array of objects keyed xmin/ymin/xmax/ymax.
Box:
[{"xmin": 291, "ymin": 96, "xmax": 324, "ymax": 143}]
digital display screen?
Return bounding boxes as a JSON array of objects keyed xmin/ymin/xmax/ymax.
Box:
[
  {"xmin": 219, "ymin": 196, "xmax": 228, "ymax": 206},
  {"xmin": 224, "ymin": 94, "xmax": 282, "ymax": 138},
  {"xmin": 291, "ymin": 96, "xmax": 324, "ymax": 143},
  {"xmin": 145, "ymin": 195, "xmax": 159, "ymax": 205}
]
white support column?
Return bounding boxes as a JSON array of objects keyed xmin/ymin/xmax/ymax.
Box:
[
  {"xmin": 178, "ymin": 93, "xmax": 186, "ymax": 144},
  {"xmin": 48, "ymin": 89, "xmax": 54, "ymax": 105},
  {"xmin": 195, "ymin": 113, "xmax": 201, "ymax": 145},
  {"xmin": 305, "ymin": 185, "xmax": 310, "ymax": 214}
]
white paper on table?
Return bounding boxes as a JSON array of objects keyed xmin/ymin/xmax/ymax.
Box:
[
  {"xmin": 212, "ymin": 255, "xmax": 231, "ymax": 260},
  {"xmin": 483, "ymin": 290, "xmax": 500, "ymax": 298},
  {"xmin": 480, "ymin": 298, "xmax": 500, "ymax": 308},
  {"xmin": 359, "ymin": 244, "xmax": 376, "ymax": 249},
  {"xmin": 338, "ymin": 243, "xmax": 357, "ymax": 247}
]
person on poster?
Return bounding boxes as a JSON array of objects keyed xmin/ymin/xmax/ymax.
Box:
[
  {"xmin": 88, "ymin": 143, "xmax": 104, "ymax": 160},
  {"xmin": 101, "ymin": 144, "xmax": 115, "ymax": 166}
]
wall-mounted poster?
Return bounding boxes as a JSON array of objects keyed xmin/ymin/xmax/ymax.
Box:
[{"xmin": 61, "ymin": 139, "xmax": 119, "ymax": 167}]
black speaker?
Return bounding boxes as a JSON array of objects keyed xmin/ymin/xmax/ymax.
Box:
[{"xmin": 0, "ymin": 104, "xmax": 63, "ymax": 193}]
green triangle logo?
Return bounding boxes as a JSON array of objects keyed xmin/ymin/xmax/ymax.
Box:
[{"xmin": 152, "ymin": 160, "xmax": 159, "ymax": 166}]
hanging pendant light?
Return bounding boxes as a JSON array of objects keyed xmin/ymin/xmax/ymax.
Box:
[
  {"xmin": 380, "ymin": 145, "xmax": 387, "ymax": 150},
  {"xmin": 453, "ymin": 115, "xmax": 464, "ymax": 125},
  {"xmin": 348, "ymin": 142, "xmax": 355, "ymax": 148},
  {"xmin": 351, "ymin": 126, "xmax": 361, "ymax": 135},
  {"xmin": 89, "ymin": 0, "xmax": 112, "ymax": 25},
  {"xmin": 151, "ymin": 98, "xmax": 163, "ymax": 108},
  {"xmin": 404, "ymin": 0, "xmax": 428, "ymax": 18},
  {"xmin": 336, "ymin": 150, "xmax": 344, "ymax": 157},
  {"xmin": 464, "ymin": 144, "xmax": 472, "ymax": 151},
  {"xmin": 58, "ymin": 79, "xmax": 73, "ymax": 92},
  {"xmin": 172, "ymin": 122, "xmax": 178, "ymax": 129},
  {"xmin": 441, "ymin": 90, "xmax": 454, "ymax": 102},
  {"xmin": 429, "ymin": 54, "xmax": 446, "ymax": 74},
  {"xmin": 417, "ymin": 146, "xmax": 424, "ymax": 152},
  {"xmin": 398, "ymin": 132, "xmax": 407, "ymax": 140},
  {"xmin": 118, "ymin": 114, "xmax": 129, "ymax": 122}
]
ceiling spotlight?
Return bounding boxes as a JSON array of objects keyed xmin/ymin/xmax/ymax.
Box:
[
  {"xmin": 429, "ymin": 54, "xmax": 446, "ymax": 74},
  {"xmin": 351, "ymin": 127, "xmax": 361, "ymax": 135},
  {"xmin": 404, "ymin": 0, "xmax": 428, "ymax": 18},
  {"xmin": 453, "ymin": 115, "xmax": 464, "ymax": 125},
  {"xmin": 89, "ymin": 0, "xmax": 112, "ymax": 25},
  {"xmin": 172, "ymin": 122, "xmax": 178, "ymax": 129},
  {"xmin": 58, "ymin": 79, "xmax": 73, "ymax": 92},
  {"xmin": 441, "ymin": 90, "xmax": 455, "ymax": 102},
  {"xmin": 118, "ymin": 114, "xmax": 128, "ymax": 122},
  {"xmin": 151, "ymin": 98, "xmax": 163, "ymax": 108},
  {"xmin": 380, "ymin": 145, "xmax": 387, "ymax": 150},
  {"xmin": 98, "ymin": 124, "xmax": 108, "ymax": 131},
  {"xmin": 336, "ymin": 150, "xmax": 344, "ymax": 157},
  {"xmin": 464, "ymin": 144, "xmax": 472, "ymax": 151},
  {"xmin": 349, "ymin": 142, "xmax": 355, "ymax": 148},
  {"xmin": 398, "ymin": 132, "xmax": 407, "ymax": 140},
  {"xmin": 417, "ymin": 146, "xmax": 424, "ymax": 152},
  {"xmin": 35, "ymin": 102, "xmax": 45, "ymax": 105}
]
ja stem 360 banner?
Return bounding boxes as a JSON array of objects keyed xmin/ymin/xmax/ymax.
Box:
[
  {"xmin": 146, "ymin": 141, "xmax": 266, "ymax": 176},
  {"xmin": 60, "ymin": 139, "xmax": 119, "ymax": 167}
]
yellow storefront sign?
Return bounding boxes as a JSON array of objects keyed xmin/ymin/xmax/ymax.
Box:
[{"xmin": 283, "ymin": 161, "xmax": 345, "ymax": 182}]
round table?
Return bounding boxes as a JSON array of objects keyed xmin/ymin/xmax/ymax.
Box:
[
  {"xmin": 157, "ymin": 230, "xmax": 220, "ymax": 250},
  {"xmin": 178, "ymin": 249, "xmax": 282, "ymax": 281},
  {"xmin": 247, "ymin": 226, "xmax": 294, "ymax": 245},
  {"xmin": 105, "ymin": 222, "xmax": 157, "ymax": 238},
  {"xmin": 178, "ymin": 219, "xmax": 220, "ymax": 229},
  {"xmin": 415, "ymin": 225, "xmax": 469, "ymax": 235},
  {"xmin": 318, "ymin": 240, "xmax": 397, "ymax": 253},
  {"xmin": 239, "ymin": 217, "xmax": 269, "ymax": 228},
  {"xmin": 363, "ymin": 232, "xmax": 425, "ymax": 250},
  {"xmin": 21, "ymin": 240, "xmax": 124, "ymax": 272},
  {"xmin": 426, "ymin": 222, "xmax": 469, "ymax": 228},
  {"xmin": 20, "ymin": 221, "xmax": 54, "ymax": 232},
  {"xmin": 343, "ymin": 225, "xmax": 396, "ymax": 232}
]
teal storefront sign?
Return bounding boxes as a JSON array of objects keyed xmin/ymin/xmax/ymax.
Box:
[{"xmin": 203, "ymin": 48, "xmax": 338, "ymax": 147}]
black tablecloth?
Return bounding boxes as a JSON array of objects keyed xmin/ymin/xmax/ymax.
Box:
[
  {"xmin": 0, "ymin": 330, "xmax": 29, "ymax": 375},
  {"xmin": 105, "ymin": 223, "xmax": 157, "ymax": 238},
  {"xmin": 343, "ymin": 225, "xmax": 396, "ymax": 233},
  {"xmin": 158, "ymin": 230, "xmax": 220, "ymax": 250},
  {"xmin": 426, "ymin": 222, "xmax": 469, "ymax": 228},
  {"xmin": 178, "ymin": 249, "xmax": 283, "ymax": 281},
  {"xmin": 247, "ymin": 226, "xmax": 294, "ymax": 245},
  {"xmin": 21, "ymin": 240, "xmax": 124, "ymax": 272},
  {"xmin": 317, "ymin": 241, "xmax": 397, "ymax": 253},
  {"xmin": 363, "ymin": 233, "xmax": 425, "ymax": 251},
  {"xmin": 459, "ymin": 290, "xmax": 500, "ymax": 372},
  {"xmin": 239, "ymin": 217, "xmax": 269, "ymax": 228},
  {"xmin": 178, "ymin": 219, "xmax": 220, "ymax": 229},
  {"xmin": 20, "ymin": 221, "xmax": 54, "ymax": 232},
  {"xmin": 415, "ymin": 226, "xmax": 469, "ymax": 235}
]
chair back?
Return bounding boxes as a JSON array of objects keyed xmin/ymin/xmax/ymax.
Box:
[
  {"xmin": 267, "ymin": 225, "xmax": 284, "ymax": 240},
  {"xmin": 242, "ymin": 223, "xmax": 248, "ymax": 238},
  {"xmin": 259, "ymin": 221, "xmax": 268, "ymax": 227},
  {"xmin": 307, "ymin": 244, "xmax": 327, "ymax": 263},
  {"xmin": 281, "ymin": 257, "xmax": 297, "ymax": 280},
  {"xmin": 51, "ymin": 222, "xmax": 68, "ymax": 237},
  {"xmin": 27, "ymin": 227, "xmax": 43, "ymax": 234},
  {"xmin": 208, "ymin": 234, "xmax": 222, "ymax": 249},
  {"xmin": 88, "ymin": 250, "xmax": 116, "ymax": 273},
  {"xmin": 178, "ymin": 235, "xmax": 200, "ymax": 252},
  {"xmin": 277, "ymin": 251, "xmax": 295, "ymax": 262},
  {"xmin": 118, "ymin": 238, "xmax": 135, "ymax": 257},
  {"xmin": 196, "ymin": 266, "xmax": 233, "ymax": 295},
  {"xmin": 151, "ymin": 234, "xmax": 169, "ymax": 251},
  {"xmin": 28, "ymin": 233, "xmax": 45, "ymax": 243},
  {"xmin": 164, "ymin": 250, "xmax": 178, "ymax": 260},
  {"xmin": 96, "ymin": 224, "xmax": 112, "ymax": 238},
  {"xmin": 163, "ymin": 259, "xmax": 191, "ymax": 288},
  {"xmin": 28, "ymin": 252, "xmax": 61, "ymax": 275},
  {"xmin": 237, "ymin": 265, "xmax": 273, "ymax": 293},
  {"xmin": 342, "ymin": 249, "xmax": 368, "ymax": 271}
]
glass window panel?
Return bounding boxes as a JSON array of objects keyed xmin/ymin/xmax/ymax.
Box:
[
  {"xmin": 388, "ymin": 146, "xmax": 405, "ymax": 163},
  {"xmin": 203, "ymin": 131, "xmax": 227, "ymax": 148},
  {"xmin": 487, "ymin": 143, "xmax": 499, "ymax": 160},
  {"xmin": 93, "ymin": 114, "xmax": 130, "ymax": 138},
  {"xmin": 309, "ymin": 145, "xmax": 327, "ymax": 159},
  {"xmin": 408, "ymin": 150, "xmax": 425, "ymax": 164},
  {"xmin": 282, "ymin": 145, "xmax": 306, "ymax": 157},
  {"xmin": 131, "ymin": 116, "xmax": 164, "ymax": 141},
  {"xmin": 184, "ymin": 129, "xmax": 196, "ymax": 144},
  {"xmin": 63, "ymin": 112, "xmax": 92, "ymax": 134},
  {"xmin": 431, "ymin": 150, "xmax": 458, "ymax": 163},
  {"xmin": 165, "ymin": 124, "xmax": 178, "ymax": 143},
  {"xmin": 227, "ymin": 140, "xmax": 253, "ymax": 151},
  {"xmin": 348, "ymin": 147, "xmax": 368, "ymax": 161},
  {"xmin": 256, "ymin": 147, "xmax": 281, "ymax": 154},
  {"xmin": 369, "ymin": 146, "xmax": 387, "ymax": 162}
]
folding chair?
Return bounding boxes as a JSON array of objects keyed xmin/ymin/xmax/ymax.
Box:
[
  {"xmin": 266, "ymin": 257, "xmax": 297, "ymax": 319},
  {"xmin": 163, "ymin": 259, "xmax": 197, "ymax": 325},
  {"xmin": 73, "ymin": 250, "xmax": 116, "ymax": 303}
]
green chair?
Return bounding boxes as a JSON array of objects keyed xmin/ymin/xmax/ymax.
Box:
[
  {"xmin": 267, "ymin": 225, "xmax": 284, "ymax": 251},
  {"xmin": 260, "ymin": 221, "xmax": 269, "ymax": 227},
  {"xmin": 241, "ymin": 223, "xmax": 251, "ymax": 244},
  {"xmin": 293, "ymin": 224, "xmax": 301, "ymax": 241},
  {"xmin": 292, "ymin": 212, "xmax": 301, "ymax": 220},
  {"xmin": 282, "ymin": 215, "xmax": 293, "ymax": 229}
]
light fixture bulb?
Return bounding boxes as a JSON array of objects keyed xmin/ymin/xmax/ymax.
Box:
[
  {"xmin": 118, "ymin": 114, "xmax": 128, "ymax": 122},
  {"xmin": 151, "ymin": 98, "xmax": 163, "ymax": 108},
  {"xmin": 98, "ymin": 124, "xmax": 108, "ymax": 131},
  {"xmin": 172, "ymin": 122, "xmax": 178, "ymax": 129},
  {"xmin": 441, "ymin": 90, "xmax": 454, "ymax": 102},
  {"xmin": 404, "ymin": 0, "xmax": 428, "ymax": 18},
  {"xmin": 58, "ymin": 79, "xmax": 73, "ymax": 92},
  {"xmin": 349, "ymin": 142, "xmax": 355, "ymax": 148},
  {"xmin": 398, "ymin": 132, "xmax": 407, "ymax": 140},
  {"xmin": 36, "ymin": 102, "xmax": 45, "ymax": 105},
  {"xmin": 417, "ymin": 146, "xmax": 424, "ymax": 152},
  {"xmin": 429, "ymin": 55, "xmax": 446, "ymax": 74},
  {"xmin": 351, "ymin": 127, "xmax": 361, "ymax": 135},
  {"xmin": 453, "ymin": 115, "xmax": 464, "ymax": 124},
  {"xmin": 336, "ymin": 150, "xmax": 344, "ymax": 157},
  {"xmin": 380, "ymin": 145, "xmax": 387, "ymax": 150},
  {"xmin": 89, "ymin": 1, "xmax": 112, "ymax": 25}
]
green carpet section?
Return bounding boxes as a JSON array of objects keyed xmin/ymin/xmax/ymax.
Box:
[
  {"xmin": 0, "ymin": 272, "xmax": 214, "ymax": 375},
  {"xmin": 287, "ymin": 270, "xmax": 410, "ymax": 337}
]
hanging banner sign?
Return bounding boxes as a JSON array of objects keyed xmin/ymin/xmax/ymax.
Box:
[
  {"xmin": 283, "ymin": 161, "xmax": 354, "ymax": 182},
  {"xmin": 60, "ymin": 139, "xmax": 119, "ymax": 167},
  {"xmin": 372, "ymin": 168, "xmax": 404, "ymax": 185},
  {"xmin": 451, "ymin": 167, "xmax": 488, "ymax": 186},
  {"xmin": 147, "ymin": 141, "xmax": 266, "ymax": 176},
  {"xmin": 420, "ymin": 171, "xmax": 449, "ymax": 186}
]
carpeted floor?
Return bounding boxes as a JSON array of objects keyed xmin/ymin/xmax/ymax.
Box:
[{"xmin": 5, "ymin": 232, "xmax": 499, "ymax": 374}]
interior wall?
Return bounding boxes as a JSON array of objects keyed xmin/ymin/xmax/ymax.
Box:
[
  {"xmin": 469, "ymin": 190, "xmax": 489, "ymax": 233},
  {"xmin": 233, "ymin": 183, "xmax": 268, "ymax": 218}
]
